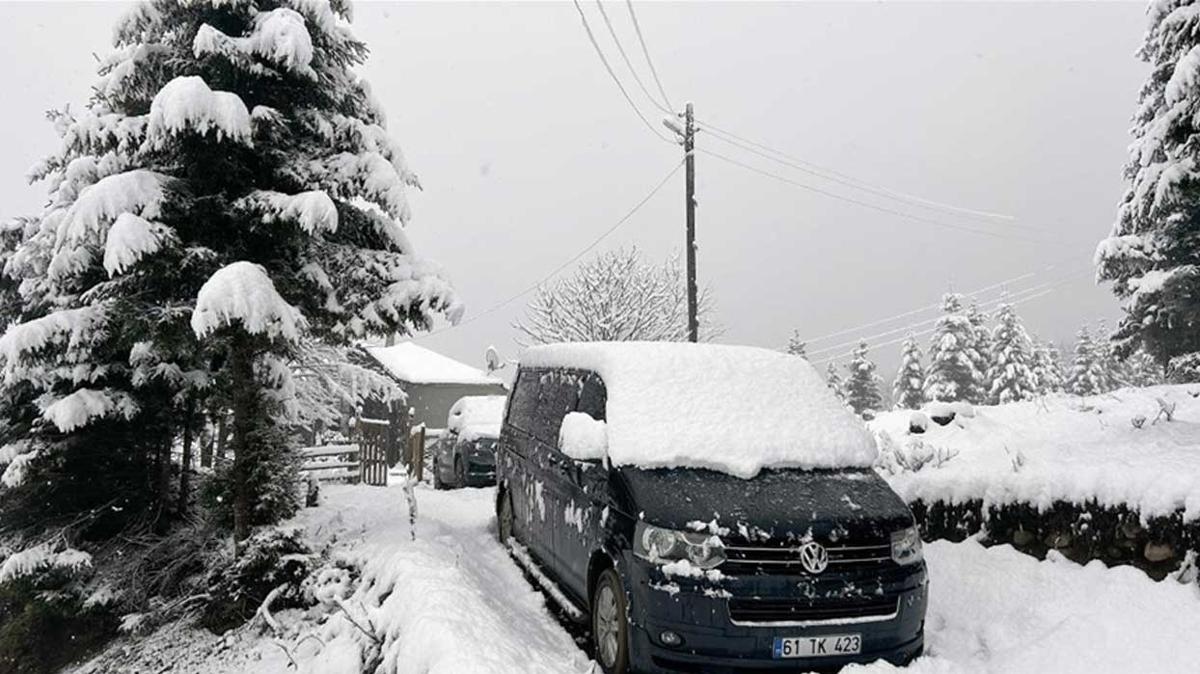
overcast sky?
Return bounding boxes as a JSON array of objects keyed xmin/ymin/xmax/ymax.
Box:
[{"xmin": 0, "ymin": 1, "xmax": 1149, "ymax": 378}]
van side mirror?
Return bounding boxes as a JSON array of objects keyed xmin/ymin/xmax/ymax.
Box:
[{"xmin": 559, "ymin": 411, "xmax": 608, "ymax": 462}]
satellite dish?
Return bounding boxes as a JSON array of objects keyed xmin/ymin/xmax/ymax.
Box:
[{"xmin": 485, "ymin": 345, "xmax": 502, "ymax": 373}]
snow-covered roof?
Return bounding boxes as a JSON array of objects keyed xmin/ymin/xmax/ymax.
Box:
[
  {"xmin": 520, "ymin": 342, "xmax": 877, "ymax": 477},
  {"xmin": 447, "ymin": 395, "xmax": 506, "ymax": 440},
  {"xmin": 365, "ymin": 342, "xmax": 504, "ymax": 386}
]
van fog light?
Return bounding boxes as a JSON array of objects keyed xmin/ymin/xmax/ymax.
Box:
[{"xmin": 659, "ymin": 631, "xmax": 683, "ymax": 647}]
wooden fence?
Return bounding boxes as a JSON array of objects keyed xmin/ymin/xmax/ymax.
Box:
[{"xmin": 297, "ymin": 415, "xmax": 393, "ymax": 486}]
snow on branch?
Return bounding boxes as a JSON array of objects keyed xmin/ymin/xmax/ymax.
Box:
[
  {"xmin": 0, "ymin": 305, "xmax": 110, "ymax": 371},
  {"xmin": 38, "ymin": 388, "xmax": 140, "ymax": 433},
  {"xmin": 239, "ymin": 190, "xmax": 338, "ymax": 234},
  {"xmin": 103, "ymin": 212, "xmax": 173, "ymax": 276},
  {"xmin": 0, "ymin": 544, "xmax": 92, "ymax": 583},
  {"xmin": 194, "ymin": 8, "xmax": 317, "ymax": 79},
  {"xmin": 48, "ymin": 169, "xmax": 169, "ymax": 278},
  {"xmin": 190, "ymin": 261, "xmax": 306, "ymax": 342},
  {"xmin": 146, "ymin": 76, "xmax": 252, "ymax": 149}
]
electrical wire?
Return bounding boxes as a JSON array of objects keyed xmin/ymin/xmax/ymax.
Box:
[
  {"xmin": 811, "ymin": 280, "xmax": 1072, "ymax": 366},
  {"xmin": 699, "ymin": 147, "xmax": 1072, "ymax": 247},
  {"xmin": 696, "ymin": 118, "xmax": 1015, "ymax": 222},
  {"xmin": 625, "ymin": 0, "xmax": 674, "ymax": 112},
  {"xmin": 573, "ymin": 0, "xmax": 674, "ymax": 144},
  {"xmin": 414, "ymin": 159, "xmax": 685, "ymax": 339},
  {"xmin": 595, "ymin": 0, "xmax": 672, "ymax": 115}
]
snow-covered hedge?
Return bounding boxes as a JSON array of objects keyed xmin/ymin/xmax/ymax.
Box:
[{"xmin": 871, "ymin": 385, "xmax": 1200, "ymax": 575}]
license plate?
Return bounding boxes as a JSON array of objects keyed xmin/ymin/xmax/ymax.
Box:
[{"xmin": 772, "ymin": 634, "xmax": 862, "ymax": 658}]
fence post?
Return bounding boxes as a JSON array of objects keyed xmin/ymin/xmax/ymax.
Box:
[{"xmin": 411, "ymin": 425, "xmax": 425, "ymax": 483}]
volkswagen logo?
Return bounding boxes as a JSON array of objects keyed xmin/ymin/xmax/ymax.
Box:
[{"xmin": 799, "ymin": 541, "xmax": 828, "ymax": 574}]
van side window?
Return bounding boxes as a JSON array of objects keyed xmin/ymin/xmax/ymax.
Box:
[
  {"xmin": 576, "ymin": 373, "xmax": 607, "ymax": 422},
  {"xmin": 532, "ymin": 369, "xmax": 580, "ymax": 446},
  {"xmin": 507, "ymin": 370, "xmax": 540, "ymax": 433}
]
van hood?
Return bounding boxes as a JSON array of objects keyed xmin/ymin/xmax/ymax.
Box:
[{"xmin": 615, "ymin": 467, "xmax": 912, "ymax": 544}]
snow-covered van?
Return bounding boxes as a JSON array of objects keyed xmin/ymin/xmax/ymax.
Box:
[
  {"xmin": 496, "ymin": 342, "xmax": 926, "ymax": 673},
  {"xmin": 432, "ymin": 394, "xmax": 506, "ymax": 489}
]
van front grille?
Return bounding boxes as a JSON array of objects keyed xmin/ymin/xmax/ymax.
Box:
[
  {"xmin": 727, "ymin": 595, "xmax": 898, "ymax": 625},
  {"xmin": 721, "ymin": 542, "xmax": 893, "ymax": 575}
]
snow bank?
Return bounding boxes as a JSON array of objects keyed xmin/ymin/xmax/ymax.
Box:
[
  {"xmin": 103, "ymin": 212, "xmax": 171, "ymax": 276},
  {"xmin": 146, "ymin": 76, "xmax": 251, "ymax": 148},
  {"xmin": 871, "ymin": 385, "xmax": 1200, "ymax": 521},
  {"xmin": 365, "ymin": 342, "xmax": 504, "ymax": 386},
  {"xmin": 559, "ymin": 411, "xmax": 607, "ymax": 461},
  {"xmin": 521, "ymin": 342, "xmax": 877, "ymax": 477},
  {"xmin": 191, "ymin": 262, "xmax": 306, "ymax": 341},
  {"xmin": 446, "ymin": 395, "xmax": 506, "ymax": 440}
]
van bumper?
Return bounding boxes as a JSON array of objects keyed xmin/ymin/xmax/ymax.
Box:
[{"xmin": 624, "ymin": 557, "xmax": 927, "ymax": 673}]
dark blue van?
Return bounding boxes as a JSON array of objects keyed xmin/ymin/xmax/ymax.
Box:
[{"xmin": 495, "ymin": 343, "xmax": 926, "ymax": 673}]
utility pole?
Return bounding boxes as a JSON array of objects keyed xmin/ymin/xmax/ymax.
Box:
[{"xmin": 684, "ymin": 102, "xmax": 698, "ymax": 343}]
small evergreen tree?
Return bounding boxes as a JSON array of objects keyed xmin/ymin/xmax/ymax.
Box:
[
  {"xmin": 1067, "ymin": 325, "xmax": 1112, "ymax": 396},
  {"xmin": 892, "ymin": 334, "xmax": 926, "ymax": 410},
  {"xmin": 966, "ymin": 301, "xmax": 993, "ymax": 403},
  {"xmin": 1097, "ymin": 1, "xmax": 1200, "ymax": 379},
  {"xmin": 786, "ymin": 330, "xmax": 808, "ymax": 359},
  {"xmin": 923, "ymin": 294, "xmax": 982, "ymax": 402},
  {"xmin": 987, "ymin": 303, "xmax": 1038, "ymax": 404},
  {"xmin": 1126, "ymin": 347, "xmax": 1166, "ymax": 387},
  {"xmin": 844, "ymin": 341, "xmax": 883, "ymax": 417},
  {"xmin": 825, "ymin": 361, "xmax": 846, "ymax": 401},
  {"xmin": 1031, "ymin": 339, "xmax": 1066, "ymax": 394}
]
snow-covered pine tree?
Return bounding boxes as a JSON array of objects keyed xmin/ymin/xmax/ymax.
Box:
[
  {"xmin": 786, "ymin": 329, "xmax": 808, "ymax": 359},
  {"xmin": 923, "ymin": 293, "xmax": 982, "ymax": 402},
  {"xmin": 0, "ymin": 0, "xmax": 458, "ymax": 541},
  {"xmin": 825, "ymin": 361, "xmax": 847, "ymax": 401},
  {"xmin": 1030, "ymin": 339, "xmax": 1066, "ymax": 394},
  {"xmin": 844, "ymin": 341, "xmax": 883, "ymax": 417},
  {"xmin": 1067, "ymin": 325, "xmax": 1111, "ymax": 396},
  {"xmin": 1096, "ymin": 1, "xmax": 1200, "ymax": 380},
  {"xmin": 892, "ymin": 334, "xmax": 926, "ymax": 410},
  {"xmin": 986, "ymin": 303, "xmax": 1038, "ymax": 404},
  {"xmin": 966, "ymin": 301, "xmax": 993, "ymax": 403},
  {"xmin": 1126, "ymin": 347, "xmax": 1166, "ymax": 387}
]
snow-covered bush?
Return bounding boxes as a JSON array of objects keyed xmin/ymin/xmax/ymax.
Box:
[
  {"xmin": 874, "ymin": 431, "xmax": 959, "ymax": 475},
  {"xmin": 201, "ymin": 526, "xmax": 315, "ymax": 634}
]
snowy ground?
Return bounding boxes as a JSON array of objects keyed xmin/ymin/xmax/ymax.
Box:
[
  {"xmin": 75, "ymin": 480, "xmax": 1200, "ymax": 674},
  {"xmin": 871, "ymin": 385, "xmax": 1200, "ymax": 521}
]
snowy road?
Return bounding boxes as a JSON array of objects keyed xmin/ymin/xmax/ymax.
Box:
[{"xmin": 233, "ymin": 481, "xmax": 1200, "ymax": 673}]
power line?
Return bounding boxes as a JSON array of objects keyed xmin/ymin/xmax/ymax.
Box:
[
  {"xmin": 572, "ymin": 0, "xmax": 674, "ymax": 144},
  {"xmin": 595, "ymin": 0, "xmax": 672, "ymax": 115},
  {"xmin": 415, "ymin": 159, "xmax": 685, "ymax": 339},
  {"xmin": 701, "ymin": 129, "xmax": 1050, "ymax": 236},
  {"xmin": 801, "ymin": 254, "xmax": 1084, "ymax": 345},
  {"xmin": 812, "ymin": 280, "xmax": 1072, "ymax": 366},
  {"xmin": 805, "ymin": 270, "xmax": 1086, "ymax": 359},
  {"xmin": 625, "ymin": 0, "xmax": 674, "ymax": 112},
  {"xmin": 696, "ymin": 118, "xmax": 1015, "ymax": 223},
  {"xmin": 699, "ymin": 147, "xmax": 1071, "ymax": 247}
]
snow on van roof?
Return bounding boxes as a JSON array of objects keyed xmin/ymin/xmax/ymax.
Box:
[
  {"xmin": 520, "ymin": 342, "xmax": 877, "ymax": 477},
  {"xmin": 447, "ymin": 395, "xmax": 506, "ymax": 440},
  {"xmin": 365, "ymin": 342, "xmax": 504, "ymax": 386}
]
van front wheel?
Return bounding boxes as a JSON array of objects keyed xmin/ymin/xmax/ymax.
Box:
[{"xmin": 592, "ymin": 568, "xmax": 630, "ymax": 674}]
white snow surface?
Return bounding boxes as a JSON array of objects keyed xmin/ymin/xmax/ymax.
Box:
[
  {"xmin": 103, "ymin": 212, "xmax": 170, "ymax": 276},
  {"xmin": 365, "ymin": 342, "xmax": 505, "ymax": 386},
  {"xmin": 146, "ymin": 76, "xmax": 252, "ymax": 148},
  {"xmin": 191, "ymin": 261, "xmax": 305, "ymax": 341},
  {"xmin": 558, "ymin": 411, "xmax": 607, "ymax": 461},
  {"xmin": 446, "ymin": 394, "xmax": 506, "ymax": 440},
  {"xmin": 89, "ymin": 485, "xmax": 1200, "ymax": 674},
  {"xmin": 872, "ymin": 385, "xmax": 1200, "ymax": 520},
  {"xmin": 521, "ymin": 342, "xmax": 877, "ymax": 477}
]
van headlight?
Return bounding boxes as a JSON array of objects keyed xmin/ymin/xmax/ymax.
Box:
[
  {"xmin": 891, "ymin": 526, "xmax": 924, "ymax": 565},
  {"xmin": 634, "ymin": 522, "xmax": 726, "ymax": 570}
]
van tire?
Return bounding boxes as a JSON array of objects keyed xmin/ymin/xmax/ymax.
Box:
[
  {"xmin": 591, "ymin": 567, "xmax": 630, "ymax": 674},
  {"xmin": 497, "ymin": 489, "xmax": 515, "ymax": 546}
]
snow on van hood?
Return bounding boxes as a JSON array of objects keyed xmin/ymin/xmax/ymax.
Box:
[{"xmin": 520, "ymin": 342, "xmax": 877, "ymax": 477}]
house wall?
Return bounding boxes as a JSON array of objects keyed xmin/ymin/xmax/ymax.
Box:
[{"xmin": 406, "ymin": 382, "xmax": 509, "ymax": 430}]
